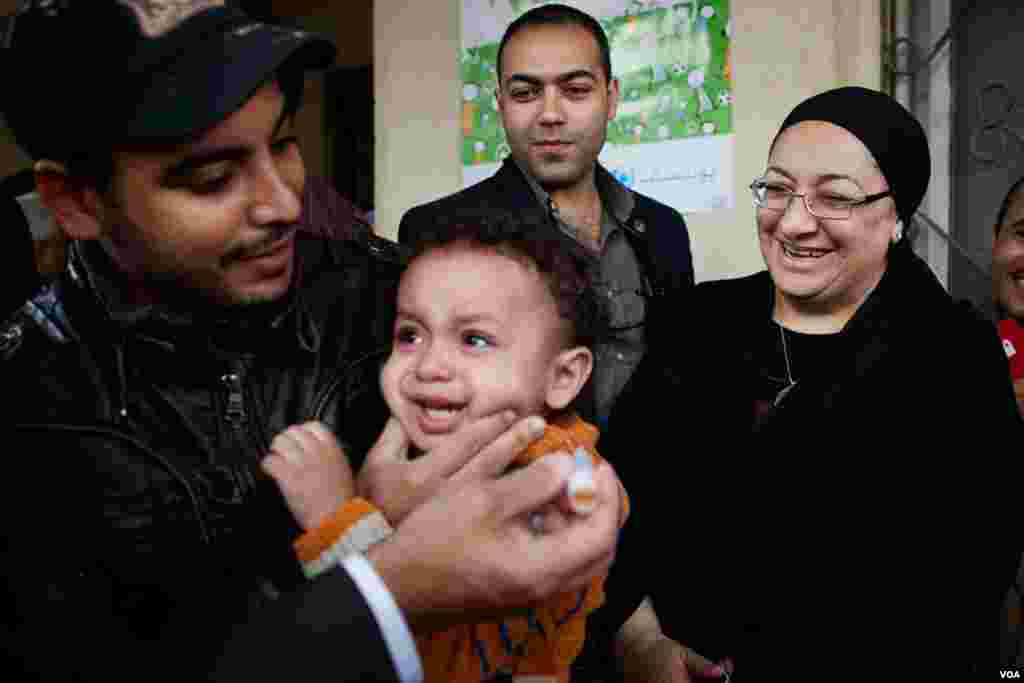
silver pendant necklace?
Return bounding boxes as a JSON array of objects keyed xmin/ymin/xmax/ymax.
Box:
[{"xmin": 774, "ymin": 322, "xmax": 798, "ymax": 407}]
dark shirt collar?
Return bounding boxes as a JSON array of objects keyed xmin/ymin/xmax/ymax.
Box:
[{"xmin": 511, "ymin": 158, "xmax": 635, "ymax": 229}]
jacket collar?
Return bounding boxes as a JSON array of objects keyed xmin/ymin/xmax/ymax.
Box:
[
  {"xmin": 756, "ymin": 245, "xmax": 949, "ymax": 342},
  {"xmin": 65, "ymin": 238, "xmax": 322, "ymax": 354},
  {"xmin": 839, "ymin": 245, "xmax": 949, "ymax": 339},
  {"xmin": 500, "ymin": 158, "xmax": 638, "ymax": 230}
]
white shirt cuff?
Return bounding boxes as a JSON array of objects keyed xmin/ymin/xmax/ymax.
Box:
[{"xmin": 340, "ymin": 552, "xmax": 423, "ymax": 683}]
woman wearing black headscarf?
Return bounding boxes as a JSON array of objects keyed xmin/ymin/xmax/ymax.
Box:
[{"xmin": 602, "ymin": 87, "xmax": 1021, "ymax": 679}]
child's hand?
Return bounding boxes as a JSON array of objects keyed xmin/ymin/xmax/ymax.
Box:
[{"xmin": 263, "ymin": 421, "xmax": 355, "ymax": 530}]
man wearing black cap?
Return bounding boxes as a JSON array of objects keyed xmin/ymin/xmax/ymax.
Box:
[{"xmin": 0, "ymin": 3, "xmax": 624, "ymax": 681}]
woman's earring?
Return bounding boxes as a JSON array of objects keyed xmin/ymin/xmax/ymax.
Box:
[{"xmin": 892, "ymin": 221, "xmax": 904, "ymax": 244}]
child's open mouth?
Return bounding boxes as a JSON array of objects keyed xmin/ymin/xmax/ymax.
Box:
[{"xmin": 414, "ymin": 399, "xmax": 467, "ymax": 434}]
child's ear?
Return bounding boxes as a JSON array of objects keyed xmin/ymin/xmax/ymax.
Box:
[
  {"xmin": 545, "ymin": 346, "xmax": 594, "ymax": 411},
  {"xmin": 34, "ymin": 160, "xmax": 105, "ymax": 240}
]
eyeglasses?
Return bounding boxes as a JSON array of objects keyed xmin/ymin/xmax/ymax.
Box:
[{"xmin": 749, "ymin": 179, "xmax": 893, "ymax": 220}]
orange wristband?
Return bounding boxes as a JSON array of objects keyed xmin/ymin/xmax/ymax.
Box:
[{"xmin": 293, "ymin": 497, "xmax": 393, "ymax": 579}]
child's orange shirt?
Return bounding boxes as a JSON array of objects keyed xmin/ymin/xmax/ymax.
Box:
[{"xmin": 292, "ymin": 412, "xmax": 628, "ymax": 683}]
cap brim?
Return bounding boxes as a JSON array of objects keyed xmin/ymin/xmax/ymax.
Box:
[{"xmin": 125, "ymin": 21, "xmax": 336, "ymax": 141}]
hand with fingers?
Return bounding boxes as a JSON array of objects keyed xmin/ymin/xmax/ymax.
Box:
[
  {"xmin": 365, "ymin": 447, "xmax": 626, "ymax": 632},
  {"xmin": 357, "ymin": 411, "xmax": 548, "ymax": 524},
  {"xmin": 263, "ymin": 421, "xmax": 356, "ymax": 530},
  {"xmin": 617, "ymin": 598, "xmax": 733, "ymax": 683},
  {"xmin": 632, "ymin": 639, "xmax": 733, "ymax": 682}
]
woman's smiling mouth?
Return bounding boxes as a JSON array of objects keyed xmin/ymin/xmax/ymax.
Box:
[{"xmin": 781, "ymin": 241, "xmax": 833, "ymax": 259}]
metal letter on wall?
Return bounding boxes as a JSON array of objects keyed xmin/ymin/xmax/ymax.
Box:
[{"xmin": 970, "ymin": 82, "xmax": 1024, "ymax": 168}]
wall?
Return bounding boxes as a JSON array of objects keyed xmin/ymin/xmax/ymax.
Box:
[
  {"xmin": 374, "ymin": 0, "xmax": 881, "ymax": 282},
  {"xmin": 374, "ymin": 0, "xmax": 462, "ymax": 234},
  {"xmin": 0, "ymin": 0, "xmax": 880, "ymax": 284},
  {"xmin": 903, "ymin": 0, "xmax": 952, "ymax": 290},
  {"xmin": 0, "ymin": 2, "xmax": 373, "ymax": 183},
  {"xmin": 274, "ymin": 1, "xmax": 374, "ymax": 180}
]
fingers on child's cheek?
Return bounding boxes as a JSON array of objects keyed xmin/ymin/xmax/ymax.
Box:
[
  {"xmin": 555, "ymin": 491, "xmax": 575, "ymax": 516},
  {"xmin": 516, "ymin": 416, "xmax": 545, "ymax": 452},
  {"xmin": 544, "ymin": 504, "xmax": 571, "ymax": 534}
]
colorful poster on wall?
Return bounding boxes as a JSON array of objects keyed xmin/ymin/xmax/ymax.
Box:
[{"xmin": 461, "ymin": 0, "xmax": 734, "ymax": 213}]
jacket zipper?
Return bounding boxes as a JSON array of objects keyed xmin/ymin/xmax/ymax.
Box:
[
  {"xmin": 221, "ymin": 362, "xmax": 247, "ymax": 424},
  {"xmin": 219, "ymin": 359, "xmax": 282, "ymax": 599},
  {"xmin": 221, "ymin": 358, "xmax": 272, "ymax": 455}
]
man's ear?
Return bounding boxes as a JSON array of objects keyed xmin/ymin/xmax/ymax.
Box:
[
  {"xmin": 607, "ymin": 77, "xmax": 620, "ymax": 121},
  {"xmin": 33, "ymin": 160, "xmax": 105, "ymax": 240},
  {"xmin": 495, "ymin": 84, "xmax": 505, "ymax": 116},
  {"xmin": 545, "ymin": 346, "xmax": 594, "ymax": 412}
]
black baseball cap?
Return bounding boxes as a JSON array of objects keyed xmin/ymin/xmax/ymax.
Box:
[{"xmin": 0, "ymin": 1, "xmax": 336, "ymax": 162}]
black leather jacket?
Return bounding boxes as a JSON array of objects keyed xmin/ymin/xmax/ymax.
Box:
[{"xmin": 1, "ymin": 232, "xmax": 401, "ymax": 680}]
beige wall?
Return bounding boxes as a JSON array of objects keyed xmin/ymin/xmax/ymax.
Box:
[
  {"xmin": 374, "ymin": 0, "xmax": 881, "ymax": 283},
  {"xmin": 374, "ymin": 0, "xmax": 462, "ymax": 230}
]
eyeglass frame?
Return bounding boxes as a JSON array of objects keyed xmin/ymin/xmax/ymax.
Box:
[{"xmin": 749, "ymin": 178, "xmax": 894, "ymax": 220}]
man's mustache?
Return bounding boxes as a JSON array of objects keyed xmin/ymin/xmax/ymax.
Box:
[{"xmin": 222, "ymin": 225, "xmax": 296, "ymax": 264}]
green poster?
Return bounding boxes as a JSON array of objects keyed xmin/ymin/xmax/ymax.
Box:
[{"xmin": 460, "ymin": 0, "xmax": 733, "ymax": 166}]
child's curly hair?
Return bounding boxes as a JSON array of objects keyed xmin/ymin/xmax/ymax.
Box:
[{"xmin": 406, "ymin": 209, "xmax": 609, "ymax": 349}]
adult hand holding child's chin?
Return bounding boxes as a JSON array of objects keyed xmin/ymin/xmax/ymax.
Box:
[
  {"xmin": 357, "ymin": 410, "xmax": 548, "ymax": 524},
  {"xmin": 365, "ymin": 432, "xmax": 625, "ymax": 632}
]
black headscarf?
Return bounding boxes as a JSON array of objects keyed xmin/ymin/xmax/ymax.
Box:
[{"xmin": 770, "ymin": 86, "xmax": 931, "ymax": 226}]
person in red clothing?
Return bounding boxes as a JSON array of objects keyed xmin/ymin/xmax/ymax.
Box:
[{"xmin": 992, "ymin": 175, "xmax": 1024, "ymax": 415}]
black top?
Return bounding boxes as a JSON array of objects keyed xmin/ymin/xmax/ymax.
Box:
[
  {"xmin": 1, "ymin": 232, "xmax": 405, "ymax": 682},
  {"xmin": 752, "ymin": 323, "xmax": 845, "ymax": 429}
]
